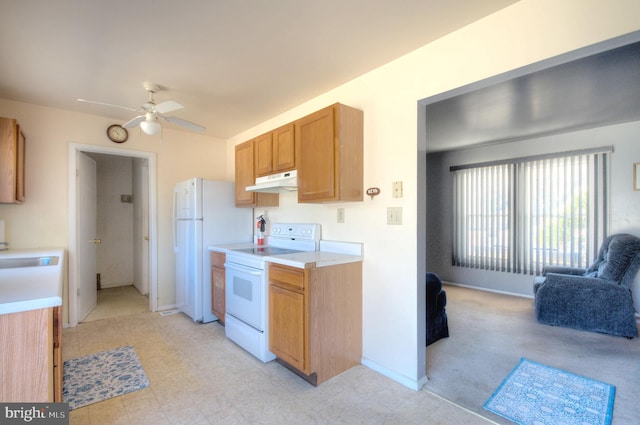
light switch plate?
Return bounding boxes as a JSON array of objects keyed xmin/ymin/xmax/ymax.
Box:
[
  {"xmin": 337, "ymin": 208, "xmax": 345, "ymax": 223},
  {"xmin": 387, "ymin": 207, "xmax": 402, "ymax": 225},
  {"xmin": 392, "ymin": 181, "xmax": 403, "ymax": 198}
]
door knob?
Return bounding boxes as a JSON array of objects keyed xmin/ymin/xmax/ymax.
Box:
[{"xmin": 90, "ymin": 239, "xmax": 102, "ymax": 244}]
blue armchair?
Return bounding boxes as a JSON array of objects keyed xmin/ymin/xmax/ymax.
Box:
[
  {"xmin": 426, "ymin": 272, "xmax": 449, "ymax": 346},
  {"xmin": 533, "ymin": 233, "xmax": 640, "ymax": 338}
]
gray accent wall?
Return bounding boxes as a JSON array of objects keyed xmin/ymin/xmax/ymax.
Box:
[{"xmin": 426, "ymin": 121, "xmax": 640, "ymax": 311}]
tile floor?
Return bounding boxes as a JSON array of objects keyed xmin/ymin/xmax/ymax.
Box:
[
  {"xmin": 64, "ymin": 302, "xmax": 494, "ymax": 424},
  {"xmin": 83, "ymin": 286, "xmax": 149, "ymax": 322}
]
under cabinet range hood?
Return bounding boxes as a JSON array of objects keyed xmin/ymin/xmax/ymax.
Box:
[{"xmin": 245, "ymin": 170, "xmax": 298, "ymax": 193}]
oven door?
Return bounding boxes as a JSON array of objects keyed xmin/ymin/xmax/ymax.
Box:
[{"xmin": 224, "ymin": 261, "xmax": 265, "ymax": 331}]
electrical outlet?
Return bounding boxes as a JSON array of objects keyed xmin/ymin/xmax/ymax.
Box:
[
  {"xmin": 337, "ymin": 208, "xmax": 345, "ymax": 223},
  {"xmin": 392, "ymin": 181, "xmax": 403, "ymax": 198},
  {"xmin": 387, "ymin": 207, "xmax": 402, "ymax": 225}
]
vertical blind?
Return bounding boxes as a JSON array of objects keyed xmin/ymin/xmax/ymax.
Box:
[{"xmin": 451, "ymin": 148, "xmax": 610, "ymax": 275}]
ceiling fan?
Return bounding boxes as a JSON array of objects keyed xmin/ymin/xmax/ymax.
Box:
[{"xmin": 77, "ymin": 82, "xmax": 206, "ymax": 135}]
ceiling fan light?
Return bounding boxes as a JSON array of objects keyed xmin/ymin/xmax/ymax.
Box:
[{"xmin": 140, "ymin": 119, "xmax": 161, "ymax": 135}]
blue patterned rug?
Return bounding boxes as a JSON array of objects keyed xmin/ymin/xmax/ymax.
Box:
[
  {"xmin": 484, "ymin": 358, "xmax": 615, "ymax": 425},
  {"xmin": 63, "ymin": 345, "xmax": 149, "ymax": 410}
]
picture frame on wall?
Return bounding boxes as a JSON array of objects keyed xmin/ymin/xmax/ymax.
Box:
[{"xmin": 634, "ymin": 162, "xmax": 640, "ymax": 191}]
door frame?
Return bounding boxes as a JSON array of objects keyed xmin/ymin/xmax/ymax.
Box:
[{"xmin": 68, "ymin": 143, "xmax": 158, "ymax": 327}]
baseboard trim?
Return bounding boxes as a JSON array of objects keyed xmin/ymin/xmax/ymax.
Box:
[
  {"xmin": 443, "ymin": 281, "xmax": 534, "ymax": 299},
  {"xmin": 361, "ymin": 357, "xmax": 427, "ymax": 391}
]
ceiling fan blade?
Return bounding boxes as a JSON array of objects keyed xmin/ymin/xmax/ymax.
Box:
[
  {"xmin": 122, "ymin": 115, "xmax": 146, "ymax": 128},
  {"xmin": 76, "ymin": 98, "xmax": 138, "ymax": 112},
  {"xmin": 162, "ymin": 115, "xmax": 206, "ymax": 133},
  {"xmin": 155, "ymin": 100, "xmax": 183, "ymax": 114}
]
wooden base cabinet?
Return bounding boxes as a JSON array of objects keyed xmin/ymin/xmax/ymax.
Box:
[
  {"xmin": 210, "ymin": 252, "xmax": 226, "ymax": 323},
  {"xmin": 0, "ymin": 306, "xmax": 62, "ymax": 402},
  {"xmin": 268, "ymin": 261, "xmax": 362, "ymax": 385},
  {"xmin": 269, "ymin": 266, "xmax": 309, "ymax": 373}
]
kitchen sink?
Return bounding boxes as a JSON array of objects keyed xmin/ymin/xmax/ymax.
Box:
[{"xmin": 0, "ymin": 256, "xmax": 60, "ymax": 269}]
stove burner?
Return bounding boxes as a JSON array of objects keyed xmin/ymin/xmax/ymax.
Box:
[{"xmin": 232, "ymin": 247, "xmax": 302, "ymax": 257}]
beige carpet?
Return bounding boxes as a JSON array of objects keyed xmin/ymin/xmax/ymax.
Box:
[
  {"xmin": 424, "ymin": 284, "xmax": 640, "ymax": 425},
  {"xmin": 83, "ymin": 285, "xmax": 149, "ymax": 322}
]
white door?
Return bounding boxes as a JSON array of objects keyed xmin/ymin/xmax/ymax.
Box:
[
  {"xmin": 78, "ymin": 152, "xmax": 98, "ymax": 321},
  {"xmin": 133, "ymin": 158, "xmax": 150, "ymax": 296}
]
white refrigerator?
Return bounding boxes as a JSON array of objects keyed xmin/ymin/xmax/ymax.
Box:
[{"xmin": 173, "ymin": 178, "xmax": 252, "ymax": 323}]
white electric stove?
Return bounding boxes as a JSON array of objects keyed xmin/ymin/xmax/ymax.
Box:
[{"xmin": 224, "ymin": 223, "xmax": 320, "ymax": 362}]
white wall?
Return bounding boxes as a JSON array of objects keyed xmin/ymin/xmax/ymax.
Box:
[
  {"xmin": 1, "ymin": 0, "xmax": 639, "ymax": 390},
  {"xmin": 426, "ymin": 121, "xmax": 640, "ymax": 311},
  {"xmin": 224, "ymin": 0, "xmax": 640, "ymax": 389}
]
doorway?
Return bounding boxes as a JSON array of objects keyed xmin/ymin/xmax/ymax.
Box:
[
  {"xmin": 68, "ymin": 143, "xmax": 158, "ymax": 327},
  {"xmin": 417, "ymin": 31, "xmax": 640, "ymax": 392},
  {"xmin": 84, "ymin": 153, "xmax": 148, "ymax": 321}
]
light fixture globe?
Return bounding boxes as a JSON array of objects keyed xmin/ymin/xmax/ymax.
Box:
[{"xmin": 140, "ymin": 113, "xmax": 161, "ymax": 135}]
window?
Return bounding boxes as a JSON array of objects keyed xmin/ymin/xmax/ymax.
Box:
[{"xmin": 451, "ymin": 148, "xmax": 611, "ymax": 275}]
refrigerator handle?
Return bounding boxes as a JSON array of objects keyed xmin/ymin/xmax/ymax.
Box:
[{"xmin": 172, "ymin": 189, "xmax": 178, "ymax": 253}]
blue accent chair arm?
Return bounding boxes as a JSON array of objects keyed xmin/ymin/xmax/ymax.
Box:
[{"xmin": 541, "ymin": 266, "xmax": 585, "ymax": 276}]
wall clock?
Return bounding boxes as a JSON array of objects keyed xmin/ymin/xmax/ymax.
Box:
[{"xmin": 107, "ymin": 124, "xmax": 128, "ymax": 143}]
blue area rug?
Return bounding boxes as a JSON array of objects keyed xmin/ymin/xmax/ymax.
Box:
[
  {"xmin": 484, "ymin": 358, "xmax": 615, "ymax": 425},
  {"xmin": 63, "ymin": 345, "xmax": 149, "ymax": 410}
]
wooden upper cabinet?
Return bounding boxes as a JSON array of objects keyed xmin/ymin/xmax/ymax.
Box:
[
  {"xmin": 272, "ymin": 123, "xmax": 295, "ymax": 173},
  {"xmin": 254, "ymin": 132, "xmax": 274, "ymax": 177},
  {"xmin": 0, "ymin": 117, "xmax": 26, "ymax": 204},
  {"xmin": 255, "ymin": 123, "xmax": 296, "ymax": 178},
  {"xmin": 235, "ymin": 139, "xmax": 279, "ymax": 207},
  {"xmin": 295, "ymin": 103, "xmax": 363, "ymax": 203}
]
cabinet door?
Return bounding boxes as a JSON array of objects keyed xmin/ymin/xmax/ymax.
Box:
[
  {"xmin": 0, "ymin": 118, "xmax": 21, "ymax": 203},
  {"xmin": 272, "ymin": 123, "xmax": 295, "ymax": 172},
  {"xmin": 0, "ymin": 308, "xmax": 53, "ymax": 401},
  {"xmin": 53, "ymin": 306, "xmax": 62, "ymax": 402},
  {"xmin": 16, "ymin": 127, "xmax": 25, "ymax": 203},
  {"xmin": 211, "ymin": 266, "xmax": 225, "ymax": 322},
  {"xmin": 269, "ymin": 284, "xmax": 307, "ymax": 373},
  {"xmin": 254, "ymin": 132, "xmax": 273, "ymax": 177},
  {"xmin": 235, "ymin": 140, "xmax": 256, "ymax": 206},
  {"xmin": 296, "ymin": 105, "xmax": 336, "ymax": 202}
]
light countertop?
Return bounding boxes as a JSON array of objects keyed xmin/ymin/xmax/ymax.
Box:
[
  {"xmin": 209, "ymin": 240, "xmax": 362, "ymax": 268},
  {"xmin": 209, "ymin": 242, "xmax": 257, "ymax": 252},
  {"xmin": 265, "ymin": 250, "xmax": 362, "ymax": 268},
  {"xmin": 0, "ymin": 248, "xmax": 65, "ymax": 315}
]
